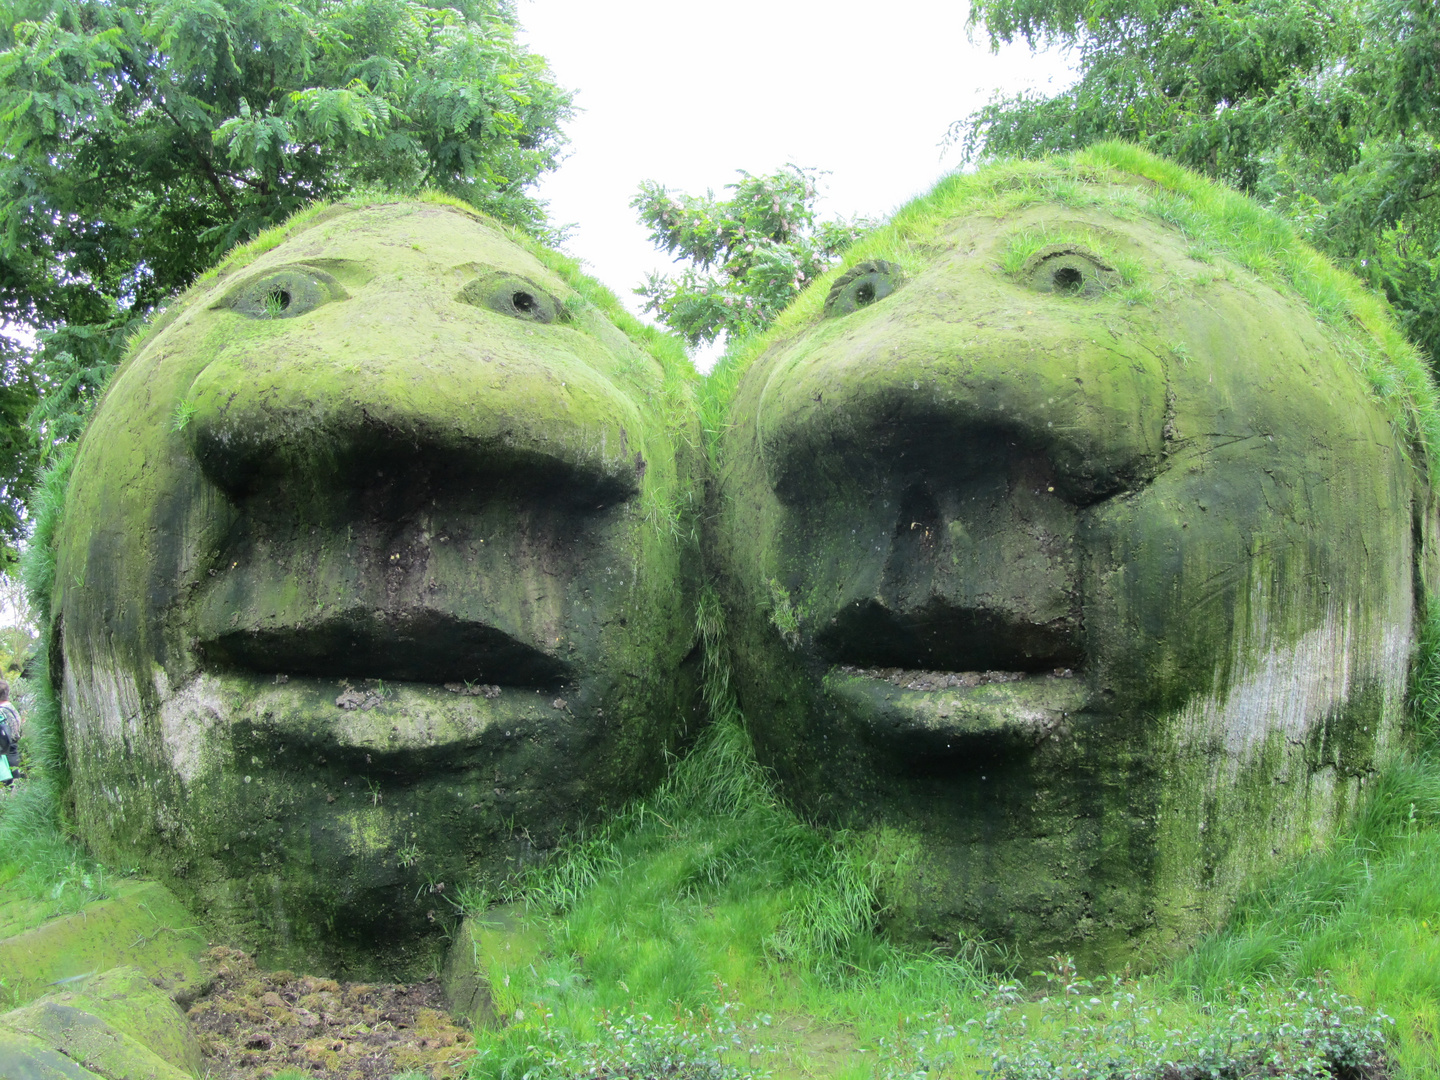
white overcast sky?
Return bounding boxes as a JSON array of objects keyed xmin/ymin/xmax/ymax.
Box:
[{"xmin": 517, "ymin": 0, "xmax": 1074, "ymax": 370}]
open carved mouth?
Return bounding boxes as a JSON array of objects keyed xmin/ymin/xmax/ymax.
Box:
[
  {"xmin": 199, "ymin": 608, "xmax": 572, "ymax": 689},
  {"xmin": 816, "ymin": 599, "xmax": 1087, "ymax": 762},
  {"xmin": 815, "ymin": 597, "xmax": 1083, "ymax": 673}
]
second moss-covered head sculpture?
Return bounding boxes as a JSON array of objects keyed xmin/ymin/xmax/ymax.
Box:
[
  {"xmin": 51, "ymin": 199, "xmax": 702, "ymax": 974},
  {"xmin": 709, "ymin": 145, "xmax": 1440, "ymax": 964}
]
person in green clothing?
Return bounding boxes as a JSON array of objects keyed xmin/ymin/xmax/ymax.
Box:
[{"xmin": 0, "ymin": 678, "xmax": 20, "ymax": 784}]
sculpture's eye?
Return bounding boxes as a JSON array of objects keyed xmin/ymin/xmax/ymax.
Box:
[
  {"xmin": 824, "ymin": 260, "xmax": 905, "ymax": 318},
  {"xmin": 458, "ymin": 272, "xmax": 562, "ymax": 324},
  {"xmin": 224, "ymin": 268, "xmax": 346, "ymax": 319},
  {"xmin": 1023, "ymin": 246, "xmax": 1119, "ymax": 297}
]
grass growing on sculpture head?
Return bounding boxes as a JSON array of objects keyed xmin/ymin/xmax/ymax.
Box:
[{"xmin": 700, "ymin": 142, "xmax": 1440, "ymax": 483}]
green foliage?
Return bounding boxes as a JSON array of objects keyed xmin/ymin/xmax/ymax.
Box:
[
  {"xmin": 0, "ymin": 0, "xmax": 572, "ymax": 471},
  {"xmin": 0, "ymin": 338, "xmax": 39, "ymax": 566},
  {"xmin": 0, "ymin": 671, "xmax": 111, "ymax": 918},
  {"xmin": 959, "ymin": 0, "xmax": 1440, "ymax": 373},
  {"xmin": 765, "ymin": 577, "xmax": 800, "ymax": 648},
  {"xmin": 632, "ymin": 165, "xmax": 872, "ymax": 347},
  {"xmin": 0, "ymin": 575, "xmax": 37, "ymax": 678},
  {"xmin": 168, "ymin": 399, "xmax": 196, "ymax": 433},
  {"xmin": 0, "ymin": 443, "xmax": 83, "ymax": 917},
  {"xmin": 471, "ymin": 1006, "xmax": 763, "ymax": 1080},
  {"xmin": 974, "ymin": 973, "xmax": 1390, "ymax": 1079}
]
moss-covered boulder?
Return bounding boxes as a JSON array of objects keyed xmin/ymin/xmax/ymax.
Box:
[
  {"xmin": 707, "ymin": 145, "xmax": 1440, "ymax": 966},
  {"xmin": 51, "ymin": 199, "xmax": 703, "ymax": 976},
  {"xmin": 0, "ymin": 966, "xmax": 201, "ymax": 1080},
  {"xmin": 0, "ymin": 880, "xmax": 206, "ymax": 1007}
]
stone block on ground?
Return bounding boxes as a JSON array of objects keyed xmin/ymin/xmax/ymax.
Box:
[
  {"xmin": 0, "ymin": 1024, "xmax": 109, "ymax": 1079},
  {"xmin": 441, "ymin": 904, "xmax": 546, "ymax": 1028}
]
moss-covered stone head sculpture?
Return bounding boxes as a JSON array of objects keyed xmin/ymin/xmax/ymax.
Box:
[
  {"xmin": 52, "ymin": 199, "xmax": 702, "ymax": 974},
  {"xmin": 708, "ymin": 145, "xmax": 1440, "ymax": 964}
]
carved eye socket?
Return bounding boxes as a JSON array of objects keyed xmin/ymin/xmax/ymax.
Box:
[
  {"xmin": 458, "ymin": 272, "xmax": 562, "ymax": 324},
  {"xmin": 225, "ymin": 268, "xmax": 345, "ymax": 319},
  {"xmin": 824, "ymin": 260, "xmax": 905, "ymax": 318},
  {"xmin": 1023, "ymin": 246, "xmax": 1120, "ymax": 297}
]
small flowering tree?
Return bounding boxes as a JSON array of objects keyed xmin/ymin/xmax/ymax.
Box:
[{"xmin": 631, "ymin": 165, "xmax": 872, "ymax": 347}]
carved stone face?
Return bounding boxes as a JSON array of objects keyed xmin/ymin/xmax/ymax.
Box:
[
  {"xmin": 711, "ymin": 195, "xmax": 1428, "ymax": 963},
  {"xmin": 54, "ymin": 202, "xmax": 701, "ymax": 974}
]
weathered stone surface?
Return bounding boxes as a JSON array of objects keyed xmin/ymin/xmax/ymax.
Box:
[
  {"xmin": 2, "ymin": 967, "xmax": 198, "ymax": 1080},
  {"xmin": 51, "ymin": 200, "xmax": 703, "ymax": 975},
  {"xmin": 16, "ymin": 967, "xmax": 203, "ymax": 1075},
  {"xmin": 709, "ymin": 153, "xmax": 1435, "ymax": 966},
  {"xmin": 0, "ymin": 881, "xmax": 206, "ymax": 1007},
  {"xmin": 0, "ymin": 1027, "xmax": 107, "ymax": 1079}
]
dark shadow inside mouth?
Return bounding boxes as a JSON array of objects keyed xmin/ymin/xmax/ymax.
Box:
[
  {"xmin": 815, "ymin": 597, "xmax": 1083, "ymax": 673},
  {"xmin": 199, "ymin": 610, "xmax": 571, "ymax": 687},
  {"xmin": 196, "ymin": 424, "xmax": 638, "ymax": 513}
]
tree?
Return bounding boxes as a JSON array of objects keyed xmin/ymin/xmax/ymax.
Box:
[
  {"xmin": 632, "ymin": 166, "xmax": 871, "ymax": 348},
  {"xmin": 0, "ymin": 0, "xmax": 572, "ymax": 553},
  {"xmin": 957, "ymin": 0, "xmax": 1440, "ymax": 369}
]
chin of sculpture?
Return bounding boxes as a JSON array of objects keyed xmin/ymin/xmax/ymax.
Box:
[
  {"xmin": 51, "ymin": 200, "xmax": 702, "ymax": 976},
  {"xmin": 709, "ymin": 157, "xmax": 1437, "ymax": 966}
]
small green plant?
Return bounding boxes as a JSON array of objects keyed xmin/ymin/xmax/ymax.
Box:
[
  {"xmin": 170, "ymin": 399, "xmax": 198, "ymax": 432},
  {"xmin": 972, "ymin": 978, "xmax": 1392, "ymax": 1079},
  {"xmin": 260, "ymin": 288, "xmax": 288, "ymax": 318},
  {"xmin": 472, "ymin": 1002, "xmax": 768, "ymax": 1080},
  {"xmin": 767, "ymin": 577, "xmax": 800, "ymax": 647},
  {"xmin": 397, "ymin": 843, "xmax": 421, "ymax": 869}
]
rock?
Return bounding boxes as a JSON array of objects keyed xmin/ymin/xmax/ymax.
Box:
[
  {"xmin": 0, "ymin": 966, "xmax": 200, "ymax": 1079},
  {"xmin": 441, "ymin": 905, "xmax": 546, "ymax": 1029},
  {"xmin": 0, "ymin": 881, "xmax": 207, "ymax": 1009}
]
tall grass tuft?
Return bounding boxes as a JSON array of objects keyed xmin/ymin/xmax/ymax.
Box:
[
  {"xmin": 466, "ymin": 591, "xmax": 989, "ymax": 1078},
  {"xmin": 0, "ymin": 444, "xmax": 109, "ymax": 917}
]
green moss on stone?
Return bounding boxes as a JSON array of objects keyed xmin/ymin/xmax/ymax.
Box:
[
  {"xmin": 0, "ymin": 880, "xmax": 206, "ymax": 1008},
  {"xmin": 48, "ymin": 198, "xmax": 704, "ymax": 976},
  {"xmin": 705, "ymin": 147, "xmax": 1432, "ymax": 966}
]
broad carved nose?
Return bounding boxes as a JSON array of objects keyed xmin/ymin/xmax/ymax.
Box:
[{"xmin": 814, "ymin": 436, "xmax": 1084, "ymax": 673}]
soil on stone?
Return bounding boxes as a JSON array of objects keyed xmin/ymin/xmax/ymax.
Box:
[{"xmin": 187, "ymin": 947, "xmax": 475, "ymax": 1080}]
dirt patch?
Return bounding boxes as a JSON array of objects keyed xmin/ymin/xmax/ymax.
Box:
[{"xmin": 187, "ymin": 947, "xmax": 475, "ymax": 1079}]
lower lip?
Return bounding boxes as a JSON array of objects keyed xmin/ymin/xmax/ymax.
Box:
[
  {"xmin": 202, "ymin": 673, "xmax": 575, "ymax": 762},
  {"xmin": 823, "ymin": 665, "xmax": 1088, "ymax": 750}
]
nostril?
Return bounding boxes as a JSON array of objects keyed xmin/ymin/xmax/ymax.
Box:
[
  {"xmin": 855, "ymin": 282, "xmax": 876, "ymax": 306},
  {"xmin": 512, "ymin": 291, "xmax": 536, "ymax": 314},
  {"xmin": 1052, "ymin": 267, "xmax": 1083, "ymax": 292},
  {"xmin": 264, "ymin": 288, "xmax": 292, "ymax": 315}
]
